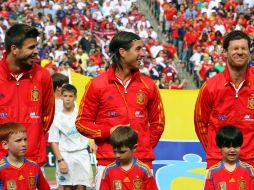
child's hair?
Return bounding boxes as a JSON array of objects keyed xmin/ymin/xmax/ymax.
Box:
[
  {"xmin": 51, "ymin": 73, "xmax": 69, "ymax": 92},
  {"xmin": 110, "ymin": 126, "xmax": 138, "ymax": 149},
  {"xmin": 61, "ymin": 84, "xmax": 77, "ymax": 96},
  {"xmin": 216, "ymin": 125, "xmax": 243, "ymax": 148},
  {"xmin": 0, "ymin": 122, "xmax": 26, "ymax": 141}
]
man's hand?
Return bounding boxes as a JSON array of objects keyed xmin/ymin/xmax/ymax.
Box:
[{"xmin": 59, "ymin": 160, "xmax": 69, "ymax": 174}]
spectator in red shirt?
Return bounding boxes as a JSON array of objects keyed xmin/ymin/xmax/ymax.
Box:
[{"xmin": 184, "ymin": 25, "xmax": 199, "ymax": 66}]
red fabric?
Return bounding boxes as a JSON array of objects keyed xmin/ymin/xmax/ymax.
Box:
[
  {"xmin": 204, "ymin": 160, "xmax": 254, "ymax": 190},
  {"xmin": 184, "ymin": 31, "xmax": 199, "ymax": 45},
  {"xmin": 194, "ymin": 66, "xmax": 254, "ymax": 168},
  {"xmin": 170, "ymin": 84, "xmax": 184, "ymax": 89},
  {"xmin": 0, "ymin": 54, "xmax": 55, "ymax": 166},
  {"xmin": 100, "ymin": 159, "xmax": 158, "ymax": 190},
  {"xmin": 171, "ymin": 22, "xmax": 179, "ymax": 38},
  {"xmin": 76, "ymin": 65, "xmax": 165, "ymax": 167},
  {"xmin": 165, "ymin": 7, "xmax": 177, "ymax": 21},
  {"xmin": 199, "ymin": 63, "xmax": 211, "ymax": 81},
  {"xmin": 224, "ymin": 1, "xmax": 237, "ymax": 11},
  {"xmin": 246, "ymin": 25, "xmax": 254, "ymax": 35},
  {"xmin": 0, "ymin": 157, "xmax": 50, "ymax": 189}
]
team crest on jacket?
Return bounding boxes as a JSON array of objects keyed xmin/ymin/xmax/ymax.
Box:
[
  {"xmin": 28, "ymin": 176, "xmax": 36, "ymax": 188},
  {"xmin": 218, "ymin": 181, "xmax": 226, "ymax": 190},
  {"xmin": 136, "ymin": 92, "xmax": 145, "ymax": 104},
  {"xmin": 113, "ymin": 180, "xmax": 122, "ymax": 190},
  {"xmin": 248, "ymin": 97, "xmax": 254, "ymax": 109},
  {"xmin": 134, "ymin": 179, "xmax": 143, "ymax": 190},
  {"xmin": 7, "ymin": 180, "xmax": 16, "ymax": 190},
  {"xmin": 238, "ymin": 179, "xmax": 246, "ymax": 190},
  {"xmin": 31, "ymin": 89, "xmax": 40, "ymax": 101}
]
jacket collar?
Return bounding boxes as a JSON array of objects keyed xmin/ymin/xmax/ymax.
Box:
[
  {"xmin": 0, "ymin": 52, "xmax": 35, "ymax": 80},
  {"xmin": 223, "ymin": 65, "xmax": 252, "ymax": 87},
  {"xmin": 108, "ymin": 65, "xmax": 141, "ymax": 82}
]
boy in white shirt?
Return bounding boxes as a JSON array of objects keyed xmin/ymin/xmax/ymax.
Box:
[{"xmin": 48, "ymin": 84, "xmax": 93, "ymax": 190}]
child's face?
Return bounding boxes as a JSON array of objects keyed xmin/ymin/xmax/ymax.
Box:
[
  {"xmin": 221, "ymin": 146, "xmax": 240, "ymax": 163},
  {"xmin": 113, "ymin": 145, "xmax": 135, "ymax": 165},
  {"xmin": 2, "ymin": 132, "xmax": 27, "ymax": 158},
  {"xmin": 62, "ymin": 91, "xmax": 76, "ymax": 109}
]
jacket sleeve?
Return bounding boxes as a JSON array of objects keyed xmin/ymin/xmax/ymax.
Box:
[
  {"xmin": 147, "ymin": 82, "xmax": 165, "ymax": 148},
  {"xmin": 204, "ymin": 170, "xmax": 215, "ymax": 190},
  {"xmin": 37, "ymin": 167, "xmax": 50, "ymax": 190},
  {"xmin": 204, "ymin": 179, "xmax": 215, "ymax": 190},
  {"xmin": 99, "ymin": 172, "xmax": 111, "ymax": 190},
  {"xmin": 143, "ymin": 175, "xmax": 158, "ymax": 190},
  {"xmin": 194, "ymin": 83, "xmax": 212, "ymax": 152},
  {"xmin": 76, "ymin": 80, "xmax": 112, "ymax": 139},
  {"xmin": 42, "ymin": 70, "xmax": 55, "ymax": 133}
]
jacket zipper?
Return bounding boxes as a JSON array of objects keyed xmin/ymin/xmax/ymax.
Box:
[
  {"xmin": 13, "ymin": 73, "xmax": 24, "ymax": 121},
  {"xmin": 230, "ymin": 80, "xmax": 245, "ymax": 98},
  {"xmin": 114, "ymin": 81, "xmax": 129, "ymax": 121}
]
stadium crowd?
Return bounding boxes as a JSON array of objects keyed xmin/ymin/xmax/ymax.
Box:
[
  {"xmin": 0, "ymin": 1, "xmax": 253, "ymax": 89},
  {"xmin": 145, "ymin": 0, "xmax": 254, "ymax": 87},
  {"xmin": 0, "ymin": 0, "xmax": 190, "ymax": 90}
]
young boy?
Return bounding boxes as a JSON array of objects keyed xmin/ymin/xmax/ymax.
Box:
[
  {"xmin": 51, "ymin": 73, "xmax": 69, "ymax": 114},
  {"xmin": 204, "ymin": 126, "xmax": 254, "ymax": 190},
  {"xmin": 100, "ymin": 126, "xmax": 158, "ymax": 190},
  {"xmin": 0, "ymin": 122, "xmax": 50, "ymax": 189},
  {"xmin": 48, "ymin": 84, "xmax": 93, "ymax": 190}
]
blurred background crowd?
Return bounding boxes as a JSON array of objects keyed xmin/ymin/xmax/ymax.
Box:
[{"xmin": 0, "ymin": 0, "xmax": 254, "ymax": 89}]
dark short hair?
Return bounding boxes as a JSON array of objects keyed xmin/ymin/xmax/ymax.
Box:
[
  {"xmin": 0, "ymin": 122, "xmax": 26, "ymax": 141},
  {"xmin": 223, "ymin": 30, "xmax": 251, "ymax": 50},
  {"xmin": 52, "ymin": 73, "xmax": 69, "ymax": 92},
  {"xmin": 110, "ymin": 126, "xmax": 138, "ymax": 149},
  {"xmin": 109, "ymin": 31, "xmax": 140, "ymax": 70},
  {"xmin": 5, "ymin": 24, "xmax": 40, "ymax": 53},
  {"xmin": 216, "ymin": 126, "xmax": 243, "ymax": 148},
  {"xmin": 61, "ymin": 84, "xmax": 77, "ymax": 96}
]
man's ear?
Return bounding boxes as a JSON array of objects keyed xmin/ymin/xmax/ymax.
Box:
[
  {"xmin": 10, "ymin": 45, "xmax": 19, "ymax": 55},
  {"xmin": 1, "ymin": 140, "xmax": 8, "ymax": 150},
  {"xmin": 118, "ymin": 48, "xmax": 126, "ymax": 58}
]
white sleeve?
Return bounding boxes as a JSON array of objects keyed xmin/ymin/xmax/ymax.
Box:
[{"xmin": 48, "ymin": 120, "xmax": 60, "ymax": 143}]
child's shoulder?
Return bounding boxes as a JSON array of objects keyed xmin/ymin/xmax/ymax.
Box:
[
  {"xmin": 102, "ymin": 161, "xmax": 119, "ymax": 179},
  {"xmin": 24, "ymin": 158, "xmax": 40, "ymax": 168},
  {"xmin": 0, "ymin": 158, "xmax": 8, "ymax": 170},
  {"xmin": 207, "ymin": 161, "xmax": 223, "ymax": 173},
  {"xmin": 134, "ymin": 159, "xmax": 153, "ymax": 177},
  {"xmin": 238, "ymin": 160, "xmax": 254, "ymax": 175}
]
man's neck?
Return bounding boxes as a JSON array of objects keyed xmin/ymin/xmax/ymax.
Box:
[
  {"xmin": 6, "ymin": 54, "xmax": 24, "ymax": 74},
  {"xmin": 115, "ymin": 67, "xmax": 132, "ymax": 83},
  {"xmin": 228, "ymin": 65, "xmax": 247, "ymax": 85}
]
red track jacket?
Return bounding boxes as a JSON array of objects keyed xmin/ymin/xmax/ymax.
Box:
[
  {"xmin": 194, "ymin": 66, "xmax": 254, "ymax": 168},
  {"xmin": 76, "ymin": 66, "xmax": 165, "ymax": 167},
  {"xmin": 0, "ymin": 54, "xmax": 55, "ymax": 166}
]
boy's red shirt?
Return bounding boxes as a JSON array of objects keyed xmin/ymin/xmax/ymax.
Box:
[{"xmin": 0, "ymin": 157, "xmax": 50, "ymax": 190}]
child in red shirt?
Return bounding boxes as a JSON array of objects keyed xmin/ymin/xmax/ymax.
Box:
[
  {"xmin": 204, "ymin": 126, "xmax": 254, "ymax": 190},
  {"xmin": 100, "ymin": 126, "xmax": 158, "ymax": 190},
  {"xmin": 0, "ymin": 122, "xmax": 50, "ymax": 190}
]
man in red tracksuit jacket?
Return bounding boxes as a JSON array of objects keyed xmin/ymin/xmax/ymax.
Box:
[
  {"xmin": 0, "ymin": 24, "xmax": 55, "ymax": 166},
  {"xmin": 76, "ymin": 31, "xmax": 165, "ymax": 190},
  {"xmin": 194, "ymin": 30, "xmax": 254, "ymax": 168}
]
